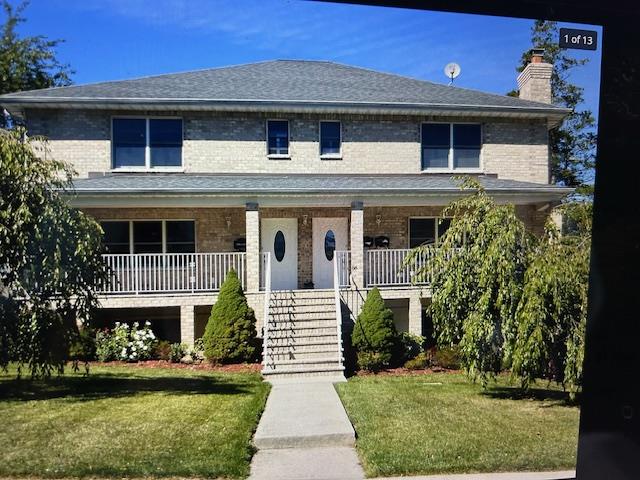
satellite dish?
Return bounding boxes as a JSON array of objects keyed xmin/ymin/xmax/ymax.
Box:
[{"xmin": 444, "ymin": 62, "xmax": 461, "ymax": 85}]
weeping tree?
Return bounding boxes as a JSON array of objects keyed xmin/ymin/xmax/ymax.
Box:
[
  {"xmin": 409, "ymin": 177, "xmax": 533, "ymax": 384},
  {"xmin": 0, "ymin": 128, "xmax": 105, "ymax": 377},
  {"xmin": 512, "ymin": 203, "xmax": 591, "ymax": 398},
  {"xmin": 408, "ymin": 178, "xmax": 590, "ymax": 397}
]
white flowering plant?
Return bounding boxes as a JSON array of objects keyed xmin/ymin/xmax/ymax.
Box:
[{"xmin": 96, "ymin": 321, "xmax": 157, "ymax": 362}]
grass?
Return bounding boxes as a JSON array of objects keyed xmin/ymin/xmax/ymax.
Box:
[
  {"xmin": 0, "ymin": 364, "xmax": 270, "ymax": 479},
  {"xmin": 336, "ymin": 372, "xmax": 579, "ymax": 478}
]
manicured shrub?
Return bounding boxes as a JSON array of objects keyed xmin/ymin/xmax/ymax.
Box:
[
  {"xmin": 153, "ymin": 340, "xmax": 172, "ymax": 361},
  {"xmin": 190, "ymin": 338, "xmax": 205, "ymax": 363},
  {"xmin": 404, "ymin": 351, "xmax": 432, "ymax": 370},
  {"xmin": 395, "ymin": 332, "xmax": 425, "ymax": 364},
  {"xmin": 351, "ymin": 287, "xmax": 397, "ymax": 371},
  {"xmin": 169, "ymin": 343, "xmax": 187, "ymax": 363},
  {"xmin": 95, "ymin": 329, "xmax": 119, "ymax": 362},
  {"xmin": 203, "ymin": 270, "xmax": 258, "ymax": 364},
  {"xmin": 432, "ymin": 346, "xmax": 462, "ymax": 370},
  {"xmin": 69, "ymin": 326, "xmax": 97, "ymax": 362}
]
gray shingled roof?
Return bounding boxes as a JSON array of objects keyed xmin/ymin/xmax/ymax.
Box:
[
  {"xmin": 0, "ymin": 60, "xmax": 567, "ymax": 118},
  {"xmin": 70, "ymin": 173, "xmax": 571, "ymax": 196}
]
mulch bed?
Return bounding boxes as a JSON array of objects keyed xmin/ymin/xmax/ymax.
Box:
[
  {"xmin": 84, "ymin": 360, "xmax": 262, "ymax": 373},
  {"xmin": 352, "ymin": 366, "xmax": 463, "ymax": 377}
]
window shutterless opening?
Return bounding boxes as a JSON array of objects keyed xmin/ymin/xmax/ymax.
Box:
[
  {"xmin": 320, "ymin": 121, "xmax": 341, "ymax": 157},
  {"xmin": 421, "ymin": 123, "xmax": 482, "ymax": 171},
  {"xmin": 100, "ymin": 220, "xmax": 195, "ymax": 254},
  {"xmin": 112, "ymin": 117, "xmax": 183, "ymax": 169},
  {"xmin": 267, "ymin": 120, "xmax": 289, "ymax": 156},
  {"xmin": 408, "ymin": 217, "xmax": 452, "ymax": 248}
]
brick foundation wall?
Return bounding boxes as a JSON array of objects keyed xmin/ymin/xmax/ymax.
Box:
[{"xmin": 27, "ymin": 109, "xmax": 551, "ymax": 184}]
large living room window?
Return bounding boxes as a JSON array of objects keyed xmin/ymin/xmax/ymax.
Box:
[
  {"xmin": 421, "ymin": 123, "xmax": 481, "ymax": 170},
  {"xmin": 267, "ymin": 120, "xmax": 289, "ymax": 156},
  {"xmin": 408, "ymin": 217, "xmax": 451, "ymax": 248},
  {"xmin": 112, "ymin": 118, "xmax": 183, "ymax": 169},
  {"xmin": 101, "ymin": 220, "xmax": 195, "ymax": 254},
  {"xmin": 320, "ymin": 121, "xmax": 341, "ymax": 157}
]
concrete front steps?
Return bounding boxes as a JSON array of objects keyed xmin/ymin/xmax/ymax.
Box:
[{"xmin": 262, "ymin": 289, "xmax": 344, "ymax": 379}]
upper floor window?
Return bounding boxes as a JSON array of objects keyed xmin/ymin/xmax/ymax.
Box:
[
  {"xmin": 421, "ymin": 123, "xmax": 481, "ymax": 170},
  {"xmin": 320, "ymin": 121, "xmax": 341, "ymax": 157},
  {"xmin": 112, "ymin": 118, "xmax": 182, "ymax": 169},
  {"xmin": 267, "ymin": 120, "xmax": 289, "ymax": 156}
]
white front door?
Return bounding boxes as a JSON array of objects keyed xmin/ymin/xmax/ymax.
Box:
[
  {"xmin": 313, "ymin": 218, "xmax": 348, "ymax": 289},
  {"xmin": 261, "ymin": 218, "xmax": 298, "ymax": 290}
]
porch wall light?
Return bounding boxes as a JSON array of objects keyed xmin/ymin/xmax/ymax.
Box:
[
  {"xmin": 375, "ymin": 214, "xmax": 382, "ymax": 226},
  {"xmin": 225, "ymin": 217, "xmax": 232, "ymax": 229},
  {"xmin": 302, "ymin": 214, "xmax": 308, "ymax": 226}
]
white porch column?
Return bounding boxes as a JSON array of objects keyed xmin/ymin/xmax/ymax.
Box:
[
  {"xmin": 246, "ymin": 202, "xmax": 260, "ymax": 292},
  {"xmin": 408, "ymin": 295, "xmax": 422, "ymax": 336},
  {"xmin": 180, "ymin": 305, "xmax": 196, "ymax": 346},
  {"xmin": 350, "ymin": 201, "xmax": 365, "ymax": 289}
]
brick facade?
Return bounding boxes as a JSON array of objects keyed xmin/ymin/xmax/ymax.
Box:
[{"xmin": 26, "ymin": 109, "xmax": 550, "ymax": 184}]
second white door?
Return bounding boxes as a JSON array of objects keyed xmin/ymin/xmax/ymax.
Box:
[{"xmin": 312, "ymin": 217, "xmax": 348, "ymax": 289}]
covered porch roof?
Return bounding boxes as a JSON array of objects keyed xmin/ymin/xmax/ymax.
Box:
[{"xmin": 69, "ymin": 173, "xmax": 572, "ymax": 208}]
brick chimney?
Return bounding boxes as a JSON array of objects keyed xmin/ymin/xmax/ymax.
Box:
[{"xmin": 517, "ymin": 48, "xmax": 553, "ymax": 104}]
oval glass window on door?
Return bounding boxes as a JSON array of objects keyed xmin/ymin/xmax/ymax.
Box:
[
  {"xmin": 274, "ymin": 231, "xmax": 286, "ymax": 262},
  {"xmin": 324, "ymin": 230, "xmax": 336, "ymax": 261}
]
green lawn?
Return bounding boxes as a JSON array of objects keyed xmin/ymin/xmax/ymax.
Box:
[
  {"xmin": 0, "ymin": 364, "xmax": 269, "ymax": 479},
  {"xmin": 336, "ymin": 373, "xmax": 579, "ymax": 478}
]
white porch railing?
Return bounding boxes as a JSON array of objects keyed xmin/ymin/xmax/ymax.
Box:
[
  {"xmin": 335, "ymin": 250, "xmax": 351, "ymax": 288},
  {"xmin": 365, "ymin": 248, "xmax": 435, "ymax": 287},
  {"xmin": 261, "ymin": 252, "xmax": 272, "ymax": 365},
  {"xmin": 100, "ymin": 252, "xmax": 246, "ymax": 294},
  {"xmin": 333, "ymin": 253, "xmax": 344, "ymax": 369}
]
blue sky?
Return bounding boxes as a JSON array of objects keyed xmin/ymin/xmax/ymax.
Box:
[{"xmin": 13, "ymin": 0, "xmax": 602, "ymax": 115}]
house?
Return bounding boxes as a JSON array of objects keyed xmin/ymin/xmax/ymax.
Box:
[{"xmin": 0, "ymin": 53, "xmax": 571, "ymax": 377}]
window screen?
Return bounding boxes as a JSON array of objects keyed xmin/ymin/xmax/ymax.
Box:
[
  {"xmin": 267, "ymin": 120, "xmax": 289, "ymax": 155},
  {"xmin": 133, "ymin": 221, "xmax": 163, "ymax": 253},
  {"xmin": 453, "ymin": 124, "xmax": 481, "ymax": 168},
  {"xmin": 150, "ymin": 119, "xmax": 182, "ymax": 167},
  {"xmin": 409, "ymin": 218, "xmax": 436, "ymax": 248},
  {"xmin": 166, "ymin": 221, "xmax": 195, "ymax": 253},
  {"xmin": 101, "ymin": 221, "xmax": 130, "ymax": 253},
  {"xmin": 421, "ymin": 124, "xmax": 450, "ymax": 169},
  {"xmin": 112, "ymin": 119, "xmax": 146, "ymax": 168},
  {"xmin": 320, "ymin": 121, "xmax": 341, "ymax": 156}
]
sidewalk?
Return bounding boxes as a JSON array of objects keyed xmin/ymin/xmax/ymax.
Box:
[{"xmin": 249, "ymin": 377, "xmax": 365, "ymax": 480}]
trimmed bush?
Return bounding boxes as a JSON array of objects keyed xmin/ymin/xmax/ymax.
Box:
[
  {"xmin": 153, "ymin": 340, "xmax": 172, "ymax": 361},
  {"xmin": 432, "ymin": 346, "xmax": 462, "ymax": 370},
  {"xmin": 395, "ymin": 332, "xmax": 425, "ymax": 364},
  {"xmin": 351, "ymin": 287, "xmax": 397, "ymax": 371},
  {"xmin": 169, "ymin": 343, "xmax": 187, "ymax": 363},
  {"xmin": 69, "ymin": 326, "xmax": 97, "ymax": 362},
  {"xmin": 203, "ymin": 269, "xmax": 258, "ymax": 364},
  {"xmin": 404, "ymin": 351, "xmax": 432, "ymax": 370}
]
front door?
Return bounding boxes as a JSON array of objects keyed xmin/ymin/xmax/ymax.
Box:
[
  {"xmin": 312, "ymin": 218, "xmax": 348, "ymax": 289},
  {"xmin": 261, "ymin": 218, "xmax": 298, "ymax": 290}
]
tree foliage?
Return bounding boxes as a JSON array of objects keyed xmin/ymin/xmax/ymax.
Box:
[
  {"xmin": 1, "ymin": 1, "xmax": 73, "ymax": 126},
  {"xmin": 510, "ymin": 20, "xmax": 596, "ymax": 196},
  {"xmin": 410, "ymin": 179, "xmax": 590, "ymax": 397},
  {"xmin": 0, "ymin": 128, "xmax": 105, "ymax": 377},
  {"xmin": 203, "ymin": 269, "xmax": 258, "ymax": 364},
  {"xmin": 410, "ymin": 178, "xmax": 533, "ymax": 384}
]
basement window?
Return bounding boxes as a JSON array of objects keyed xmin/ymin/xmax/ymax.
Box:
[
  {"xmin": 112, "ymin": 117, "xmax": 183, "ymax": 170},
  {"xmin": 421, "ymin": 123, "xmax": 481, "ymax": 171}
]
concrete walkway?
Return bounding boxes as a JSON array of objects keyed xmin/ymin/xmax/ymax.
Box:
[
  {"xmin": 372, "ymin": 471, "xmax": 575, "ymax": 480},
  {"xmin": 249, "ymin": 377, "xmax": 365, "ymax": 479}
]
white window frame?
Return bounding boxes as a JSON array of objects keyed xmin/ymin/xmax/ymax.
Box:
[
  {"xmin": 101, "ymin": 219, "xmax": 197, "ymax": 254},
  {"xmin": 420, "ymin": 122, "xmax": 483, "ymax": 173},
  {"xmin": 407, "ymin": 216, "xmax": 452, "ymax": 248},
  {"xmin": 111, "ymin": 116, "xmax": 184, "ymax": 172},
  {"xmin": 319, "ymin": 120, "xmax": 342, "ymax": 159},
  {"xmin": 266, "ymin": 119, "xmax": 290, "ymax": 159}
]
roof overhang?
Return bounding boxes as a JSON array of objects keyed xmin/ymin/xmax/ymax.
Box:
[
  {"xmin": 68, "ymin": 188, "xmax": 572, "ymax": 209},
  {"xmin": 2, "ymin": 98, "xmax": 570, "ymax": 128}
]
